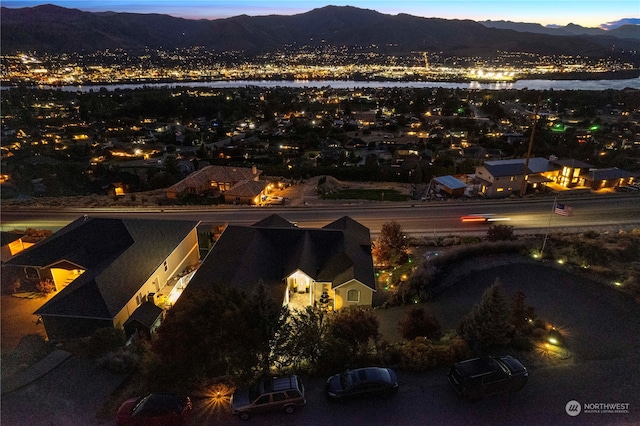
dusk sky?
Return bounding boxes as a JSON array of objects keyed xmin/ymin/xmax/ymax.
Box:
[{"xmin": 3, "ymin": 0, "xmax": 639, "ymax": 29}]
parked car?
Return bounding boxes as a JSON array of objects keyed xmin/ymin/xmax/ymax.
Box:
[
  {"xmin": 447, "ymin": 355, "xmax": 528, "ymax": 399},
  {"xmin": 231, "ymin": 375, "xmax": 306, "ymax": 420},
  {"xmin": 116, "ymin": 393, "xmax": 192, "ymax": 426},
  {"xmin": 325, "ymin": 367, "xmax": 399, "ymax": 402}
]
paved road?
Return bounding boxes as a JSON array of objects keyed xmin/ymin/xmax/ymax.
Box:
[{"xmin": 2, "ymin": 193, "xmax": 639, "ymax": 237}]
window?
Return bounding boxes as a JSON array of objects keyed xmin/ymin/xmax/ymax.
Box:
[
  {"xmin": 254, "ymin": 395, "xmax": 270, "ymax": 405},
  {"xmin": 24, "ymin": 267, "xmax": 40, "ymax": 280},
  {"xmin": 347, "ymin": 289, "xmax": 360, "ymax": 302},
  {"xmin": 163, "ymin": 261, "xmax": 168, "ymax": 272},
  {"xmin": 272, "ymin": 393, "xmax": 286, "ymax": 402}
]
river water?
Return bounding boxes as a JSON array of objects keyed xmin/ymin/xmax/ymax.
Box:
[{"xmin": 22, "ymin": 76, "xmax": 640, "ymax": 92}]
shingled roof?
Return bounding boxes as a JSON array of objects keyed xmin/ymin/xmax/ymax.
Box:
[
  {"xmin": 186, "ymin": 215, "xmax": 375, "ymax": 301},
  {"xmin": 4, "ymin": 217, "xmax": 199, "ymax": 320}
]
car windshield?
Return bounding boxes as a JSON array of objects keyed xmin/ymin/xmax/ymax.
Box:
[
  {"xmin": 131, "ymin": 394, "xmax": 180, "ymax": 416},
  {"xmin": 340, "ymin": 372, "xmax": 354, "ymax": 389},
  {"xmin": 131, "ymin": 395, "xmax": 149, "ymax": 415},
  {"xmin": 248, "ymin": 383, "xmax": 262, "ymax": 402}
]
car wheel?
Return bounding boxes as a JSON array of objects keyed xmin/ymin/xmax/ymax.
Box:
[
  {"xmin": 284, "ymin": 405, "xmax": 296, "ymax": 414},
  {"xmin": 239, "ymin": 412, "xmax": 251, "ymax": 420}
]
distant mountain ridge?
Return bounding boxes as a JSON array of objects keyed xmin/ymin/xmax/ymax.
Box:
[
  {"xmin": 2, "ymin": 4, "xmax": 639, "ymax": 61},
  {"xmin": 481, "ymin": 20, "xmax": 640, "ymax": 38}
]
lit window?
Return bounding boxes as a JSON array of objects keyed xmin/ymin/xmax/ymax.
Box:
[
  {"xmin": 347, "ymin": 289, "xmax": 360, "ymax": 302},
  {"xmin": 496, "ymin": 188, "xmax": 504, "ymax": 192}
]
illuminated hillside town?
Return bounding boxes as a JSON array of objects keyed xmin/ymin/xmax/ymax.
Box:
[
  {"xmin": 2, "ymin": 4, "xmax": 640, "ymax": 425},
  {"xmin": 2, "ymin": 47, "xmax": 637, "ymax": 87}
]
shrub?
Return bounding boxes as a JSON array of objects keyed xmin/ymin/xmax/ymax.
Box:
[
  {"xmin": 36, "ymin": 278, "xmax": 55, "ymax": 294},
  {"xmin": 398, "ymin": 307, "xmax": 442, "ymax": 340},
  {"xmin": 97, "ymin": 346, "xmax": 142, "ymax": 373},
  {"xmin": 399, "ymin": 339, "xmax": 435, "ymax": 371},
  {"xmin": 486, "ymin": 224, "xmax": 516, "ymax": 242},
  {"xmin": 398, "ymin": 336, "xmax": 470, "ymax": 371},
  {"xmin": 510, "ymin": 336, "xmax": 534, "ymax": 351},
  {"xmin": 84, "ymin": 327, "xmax": 126, "ymax": 358}
]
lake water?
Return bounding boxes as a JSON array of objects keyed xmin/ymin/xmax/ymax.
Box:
[{"xmin": 22, "ymin": 77, "xmax": 640, "ymax": 92}]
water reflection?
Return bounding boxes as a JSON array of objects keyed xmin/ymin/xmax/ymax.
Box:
[{"xmin": 18, "ymin": 77, "xmax": 640, "ymax": 92}]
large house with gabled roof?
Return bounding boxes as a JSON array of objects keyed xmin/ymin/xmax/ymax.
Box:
[
  {"xmin": 474, "ymin": 157, "xmax": 637, "ymax": 197},
  {"xmin": 3, "ymin": 216, "xmax": 200, "ymax": 340},
  {"xmin": 184, "ymin": 214, "xmax": 376, "ymax": 311},
  {"xmin": 165, "ymin": 164, "xmax": 265, "ymax": 203}
]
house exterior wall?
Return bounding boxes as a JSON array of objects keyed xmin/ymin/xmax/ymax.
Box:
[
  {"xmin": 333, "ymin": 280, "xmax": 373, "ymax": 310},
  {"xmin": 223, "ymin": 194, "xmax": 254, "ymax": 205},
  {"xmin": 476, "ymin": 170, "xmax": 525, "ymax": 197},
  {"xmin": 1, "ymin": 238, "xmax": 32, "ymax": 263},
  {"xmin": 113, "ymin": 228, "xmax": 200, "ymax": 329},
  {"xmin": 42, "ymin": 316, "xmax": 113, "ymax": 341},
  {"xmin": 312, "ymin": 281, "xmax": 334, "ymax": 310},
  {"xmin": 50, "ymin": 268, "xmax": 84, "ymax": 291}
]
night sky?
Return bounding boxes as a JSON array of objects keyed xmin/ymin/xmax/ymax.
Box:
[{"xmin": 3, "ymin": 0, "xmax": 639, "ymax": 29}]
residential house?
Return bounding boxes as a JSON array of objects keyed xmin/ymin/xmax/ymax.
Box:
[
  {"xmin": 544, "ymin": 159, "xmax": 593, "ymax": 188},
  {"xmin": 475, "ymin": 158, "xmax": 554, "ymax": 197},
  {"xmin": 429, "ymin": 175, "xmax": 468, "ymax": 198},
  {"xmin": 3, "ymin": 217, "xmax": 200, "ymax": 340},
  {"xmin": 581, "ymin": 167, "xmax": 637, "ymax": 190},
  {"xmin": 184, "ymin": 215, "xmax": 376, "ymax": 311},
  {"xmin": 1, "ymin": 231, "xmax": 33, "ymax": 263},
  {"xmin": 165, "ymin": 164, "xmax": 262, "ymax": 201}
]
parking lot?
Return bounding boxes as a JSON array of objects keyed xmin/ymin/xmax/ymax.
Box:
[{"xmin": 2, "ymin": 262, "xmax": 639, "ymax": 425}]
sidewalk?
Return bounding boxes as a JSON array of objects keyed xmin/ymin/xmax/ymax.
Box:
[{"xmin": 1, "ymin": 349, "xmax": 73, "ymax": 395}]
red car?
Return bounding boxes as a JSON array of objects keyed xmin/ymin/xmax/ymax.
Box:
[{"xmin": 116, "ymin": 393, "xmax": 192, "ymax": 426}]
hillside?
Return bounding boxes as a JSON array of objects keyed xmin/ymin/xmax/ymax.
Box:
[{"xmin": 1, "ymin": 5, "xmax": 639, "ymax": 59}]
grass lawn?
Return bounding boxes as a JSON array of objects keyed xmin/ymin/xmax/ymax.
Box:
[{"xmin": 322, "ymin": 188, "xmax": 408, "ymax": 201}]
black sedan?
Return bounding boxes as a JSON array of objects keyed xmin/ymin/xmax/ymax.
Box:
[{"xmin": 325, "ymin": 367, "xmax": 398, "ymax": 402}]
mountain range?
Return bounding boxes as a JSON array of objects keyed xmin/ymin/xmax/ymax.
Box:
[{"xmin": 2, "ymin": 4, "xmax": 639, "ymax": 60}]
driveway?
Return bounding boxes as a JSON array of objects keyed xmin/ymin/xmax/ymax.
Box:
[
  {"xmin": 2, "ymin": 262, "xmax": 638, "ymax": 425},
  {"xmin": 188, "ymin": 261, "xmax": 639, "ymax": 425},
  {"xmin": 424, "ymin": 262, "xmax": 640, "ymax": 361}
]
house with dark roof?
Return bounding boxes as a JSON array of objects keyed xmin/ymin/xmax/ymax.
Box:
[
  {"xmin": 165, "ymin": 164, "xmax": 263, "ymax": 202},
  {"xmin": 581, "ymin": 167, "xmax": 637, "ymax": 190},
  {"xmin": 185, "ymin": 215, "xmax": 376, "ymax": 311},
  {"xmin": 475, "ymin": 158, "xmax": 556, "ymax": 197},
  {"xmin": 3, "ymin": 217, "xmax": 200, "ymax": 340}
]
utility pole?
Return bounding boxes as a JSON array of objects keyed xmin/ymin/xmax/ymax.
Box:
[{"xmin": 520, "ymin": 99, "xmax": 540, "ymax": 197}]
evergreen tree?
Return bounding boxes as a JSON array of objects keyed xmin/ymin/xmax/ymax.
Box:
[
  {"xmin": 460, "ymin": 279, "xmax": 511, "ymax": 352},
  {"xmin": 510, "ymin": 290, "xmax": 536, "ymax": 334}
]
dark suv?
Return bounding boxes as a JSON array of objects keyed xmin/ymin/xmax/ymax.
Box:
[
  {"xmin": 231, "ymin": 375, "xmax": 306, "ymax": 420},
  {"xmin": 447, "ymin": 355, "xmax": 528, "ymax": 399}
]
